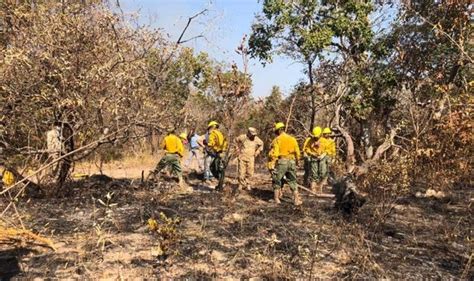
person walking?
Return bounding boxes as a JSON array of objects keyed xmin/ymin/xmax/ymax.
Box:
[
  {"xmin": 268, "ymin": 122, "xmax": 301, "ymax": 206},
  {"xmin": 185, "ymin": 131, "xmax": 203, "ymax": 172},
  {"xmin": 320, "ymin": 127, "xmax": 336, "ymax": 187},
  {"xmin": 302, "ymin": 126, "xmax": 326, "ymax": 193},
  {"xmin": 206, "ymin": 121, "xmax": 227, "ymax": 189},
  {"xmin": 235, "ymin": 127, "xmax": 264, "ymax": 191},
  {"xmin": 149, "ymin": 128, "xmax": 186, "ymax": 188}
]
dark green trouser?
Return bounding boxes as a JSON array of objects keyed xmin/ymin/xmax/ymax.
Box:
[
  {"xmin": 324, "ymin": 156, "xmax": 332, "ymax": 176},
  {"xmin": 305, "ymin": 156, "xmax": 328, "ymax": 183},
  {"xmin": 303, "ymin": 157, "xmax": 311, "ymax": 186},
  {"xmin": 154, "ymin": 153, "xmax": 182, "ymax": 177},
  {"xmin": 272, "ymin": 159, "xmax": 297, "ymax": 191},
  {"xmin": 210, "ymin": 153, "xmax": 224, "ymax": 181}
]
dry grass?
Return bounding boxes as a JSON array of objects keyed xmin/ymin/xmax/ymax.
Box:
[
  {"xmin": 0, "ymin": 157, "xmax": 472, "ymax": 279},
  {"xmin": 74, "ymin": 152, "xmax": 161, "ymax": 179}
]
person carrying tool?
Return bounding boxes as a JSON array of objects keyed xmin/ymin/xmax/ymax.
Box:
[
  {"xmin": 303, "ymin": 126, "xmax": 325, "ymax": 193},
  {"xmin": 235, "ymin": 127, "xmax": 264, "ymax": 191},
  {"xmin": 206, "ymin": 121, "xmax": 228, "ymax": 189},
  {"xmin": 320, "ymin": 127, "xmax": 336, "ymax": 187},
  {"xmin": 268, "ymin": 122, "xmax": 301, "ymax": 206},
  {"xmin": 149, "ymin": 128, "xmax": 186, "ymax": 188}
]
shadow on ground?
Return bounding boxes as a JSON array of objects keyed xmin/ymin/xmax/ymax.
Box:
[{"xmin": 0, "ymin": 169, "xmax": 471, "ymax": 279}]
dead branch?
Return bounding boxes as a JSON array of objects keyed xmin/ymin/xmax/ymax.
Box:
[
  {"xmin": 285, "ymin": 94, "xmax": 297, "ymax": 132},
  {"xmin": 176, "ymin": 9, "xmax": 208, "ymax": 45},
  {"xmin": 0, "ymin": 225, "xmax": 56, "ymax": 251},
  {"xmin": 0, "ymin": 126, "xmax": 131, "ymax": 196},
  {"xmin": 354, "ymin": 128, "xmax": 398, "ymax": 176}
]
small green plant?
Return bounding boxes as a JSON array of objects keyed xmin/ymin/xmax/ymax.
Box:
[
  {"xmin": 147, "ymin": 212, "xmax": 181, "ymax": 258},
  {"xmin": 92, "ymin": 192, "xmax": 117, "ymax": 251}
]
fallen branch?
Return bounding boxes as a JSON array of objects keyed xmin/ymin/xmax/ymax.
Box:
[
  {"xmin": 0, "ymin": 225, "xmax": 56, "ymax": 251},
  {"xmin": 297, "ymin": 184, "xmax": 335, "ymax": 198}
]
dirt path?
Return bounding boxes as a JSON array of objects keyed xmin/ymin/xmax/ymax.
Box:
[{"xmin": 0, "ymin": 163, "xmax": 472, "ymax": 279}]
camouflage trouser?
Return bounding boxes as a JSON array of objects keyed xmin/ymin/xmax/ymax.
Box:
[
  {"xmin": 320, "ymin": 156, "xmax": 329, "ymax": 179},
  {"xmin": 272, "ymin": 159, "xmax": 297, "ymax": 191},
  {"xmin": 238, "ymin": 158, "xmax": 255, "ymax": 188},
  {"xmin": 154, "ymin": 153, "xmax": 182, "ymax": 177},
  {"xmin": 305, "ymin": 156, "xmax": 328, "ymax": 183}
]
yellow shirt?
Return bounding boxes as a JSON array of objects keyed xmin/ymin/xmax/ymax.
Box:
[
  {"xmin": 208, "ymin": 129, "xmax": 227, "ymax": 153},
  {"xmin": 303, "ymin": 137, "xmax": 323, "ymax": 157},
  {"xmin": 320, "ymin": 137, "xmax": 336, "ymax": 157},
  {"xmin": 161, "ymin": 134, "xmax": 184, "ymax": 157},
  {"xmin": 268, "ymin": 132, "xmax": 300, "ymax": 161}
]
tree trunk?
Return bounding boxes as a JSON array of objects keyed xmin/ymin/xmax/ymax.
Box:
[{"xmin": 307, "ymin": 60, "xmax": 316, "ymax": 130}]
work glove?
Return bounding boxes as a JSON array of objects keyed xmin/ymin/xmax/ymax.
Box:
[{"xmin": 267, "ymin": 160, "xmax": 276, "ymax": 172}]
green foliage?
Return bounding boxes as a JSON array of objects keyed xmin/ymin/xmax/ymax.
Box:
[
  {"xmin": 242, "ymin": 86, "xmax": 285, "ymax": 152},
  {"xmin": 249, "ymin": 0, "xmax": 375, "ymax": 64}
]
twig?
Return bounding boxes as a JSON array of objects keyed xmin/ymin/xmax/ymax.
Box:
[
  {"xmin": 297, "ymin": 184, "xmax": 334, "ymax": 198},
  {"xmin": 176, "ymin": 9, "xmax": 208, "ymax": 45},
  {"xmin": 285, "ymin": 94, "xmax": 298, "ymax": 132},
  {"xmin": 410, "ymin": 10, "xmax": 472, "ymax": 64}
]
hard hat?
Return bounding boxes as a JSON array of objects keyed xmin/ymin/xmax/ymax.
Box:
[
  {"xmin": 312, "ymin": 126, "xmax": 322, "ymax": 137},
  {"xmin": 322, "ymin": 127, "xmax": 332, "ymax": 134},
  {"xmin": 179, "ymin": 133, "xmax": 187, "ymax": 139},
  {"xmin": 208, "ymin": 121, "xmax": 219, "ymax": 128},
  {"xmin": 248, "ymin": 127, "xmax": 257, "ymax": 135},
  {"xmin": 274, "ymin": 122, "xmax": 285, "ymax": 131}
]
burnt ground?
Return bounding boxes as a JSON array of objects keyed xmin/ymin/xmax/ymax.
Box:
[{"xmin": 0, "ymin": 166, "xmax": 472, "ymax": 279}]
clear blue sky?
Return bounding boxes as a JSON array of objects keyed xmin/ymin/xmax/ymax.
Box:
[{"xmin": 118, "ymin": 0, "xmax": 305, "ymax": 98}]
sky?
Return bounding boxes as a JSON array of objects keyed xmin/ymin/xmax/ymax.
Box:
[{"xmin": 118, "ymin": 0, "xmax": 305, "ymax": 98}]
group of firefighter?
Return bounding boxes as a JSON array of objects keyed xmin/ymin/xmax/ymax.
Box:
[{"xmin": 149, "ymin": 121, "xmax": 336, "ymax": 206}]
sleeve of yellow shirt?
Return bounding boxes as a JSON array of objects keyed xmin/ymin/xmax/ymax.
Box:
[
  {"xmin": 208, "ymin": 131, "xmax": 217, "ymax": 150},
  {"xmin": 267, "ymin": 138, "xmax": 279, "ymax": 170},
  {"xmin": 326, "ymin": 139, "xmax": 336, "ymax": 157},
  {"xmin": 293, "ymin": 138, "xmax": 301, "ymax": 160},
  {"xmin": 302, "ymin": 138, "xmax": 310, "ymax": 157},
  {"xmin": 161, "ymin": 136, "xmax": 167, "ymax": 150},
  {"xmin": 177, "ymin": 137, "xmax": 184, "ymax": 157},
  {"xmin": 268, "ymin": 138, "xmax": 279, "ymax": 160},
  {"xmin": 222, "ymin": 135, "xmax": 228, "ymax": 151}
]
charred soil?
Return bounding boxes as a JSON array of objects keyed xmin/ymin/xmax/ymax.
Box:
[{"xmin": 0, "ymin": 167, "xmax": 472, "ymax": 279}]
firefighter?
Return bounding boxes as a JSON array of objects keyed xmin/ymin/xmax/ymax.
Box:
[
  {"xmin": 268, "ymin": 122, "xmax": 301, "ymax": 205},
  {"xmin": 235, "ymin": 127, "xmax": 264, "ymax": 190}
]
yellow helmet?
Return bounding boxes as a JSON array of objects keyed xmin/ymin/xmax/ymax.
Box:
[
  {"xmin": 312, "ymin": 126, "xmax": 322, "ymax": 137},
  {"xmin": 274, "ymin": 122, "xmax": 285, "ymax": 131},
  {"xmin": 322, "ymin": 127, "xmax": 332, "ymax": 134},
  {"xmin": 179, "ymin": 133, "xmax": 187, "ymax": 139},
  {"xmin": 208, "ymin": 121, "xmax": 219, "ymax": 128}
]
